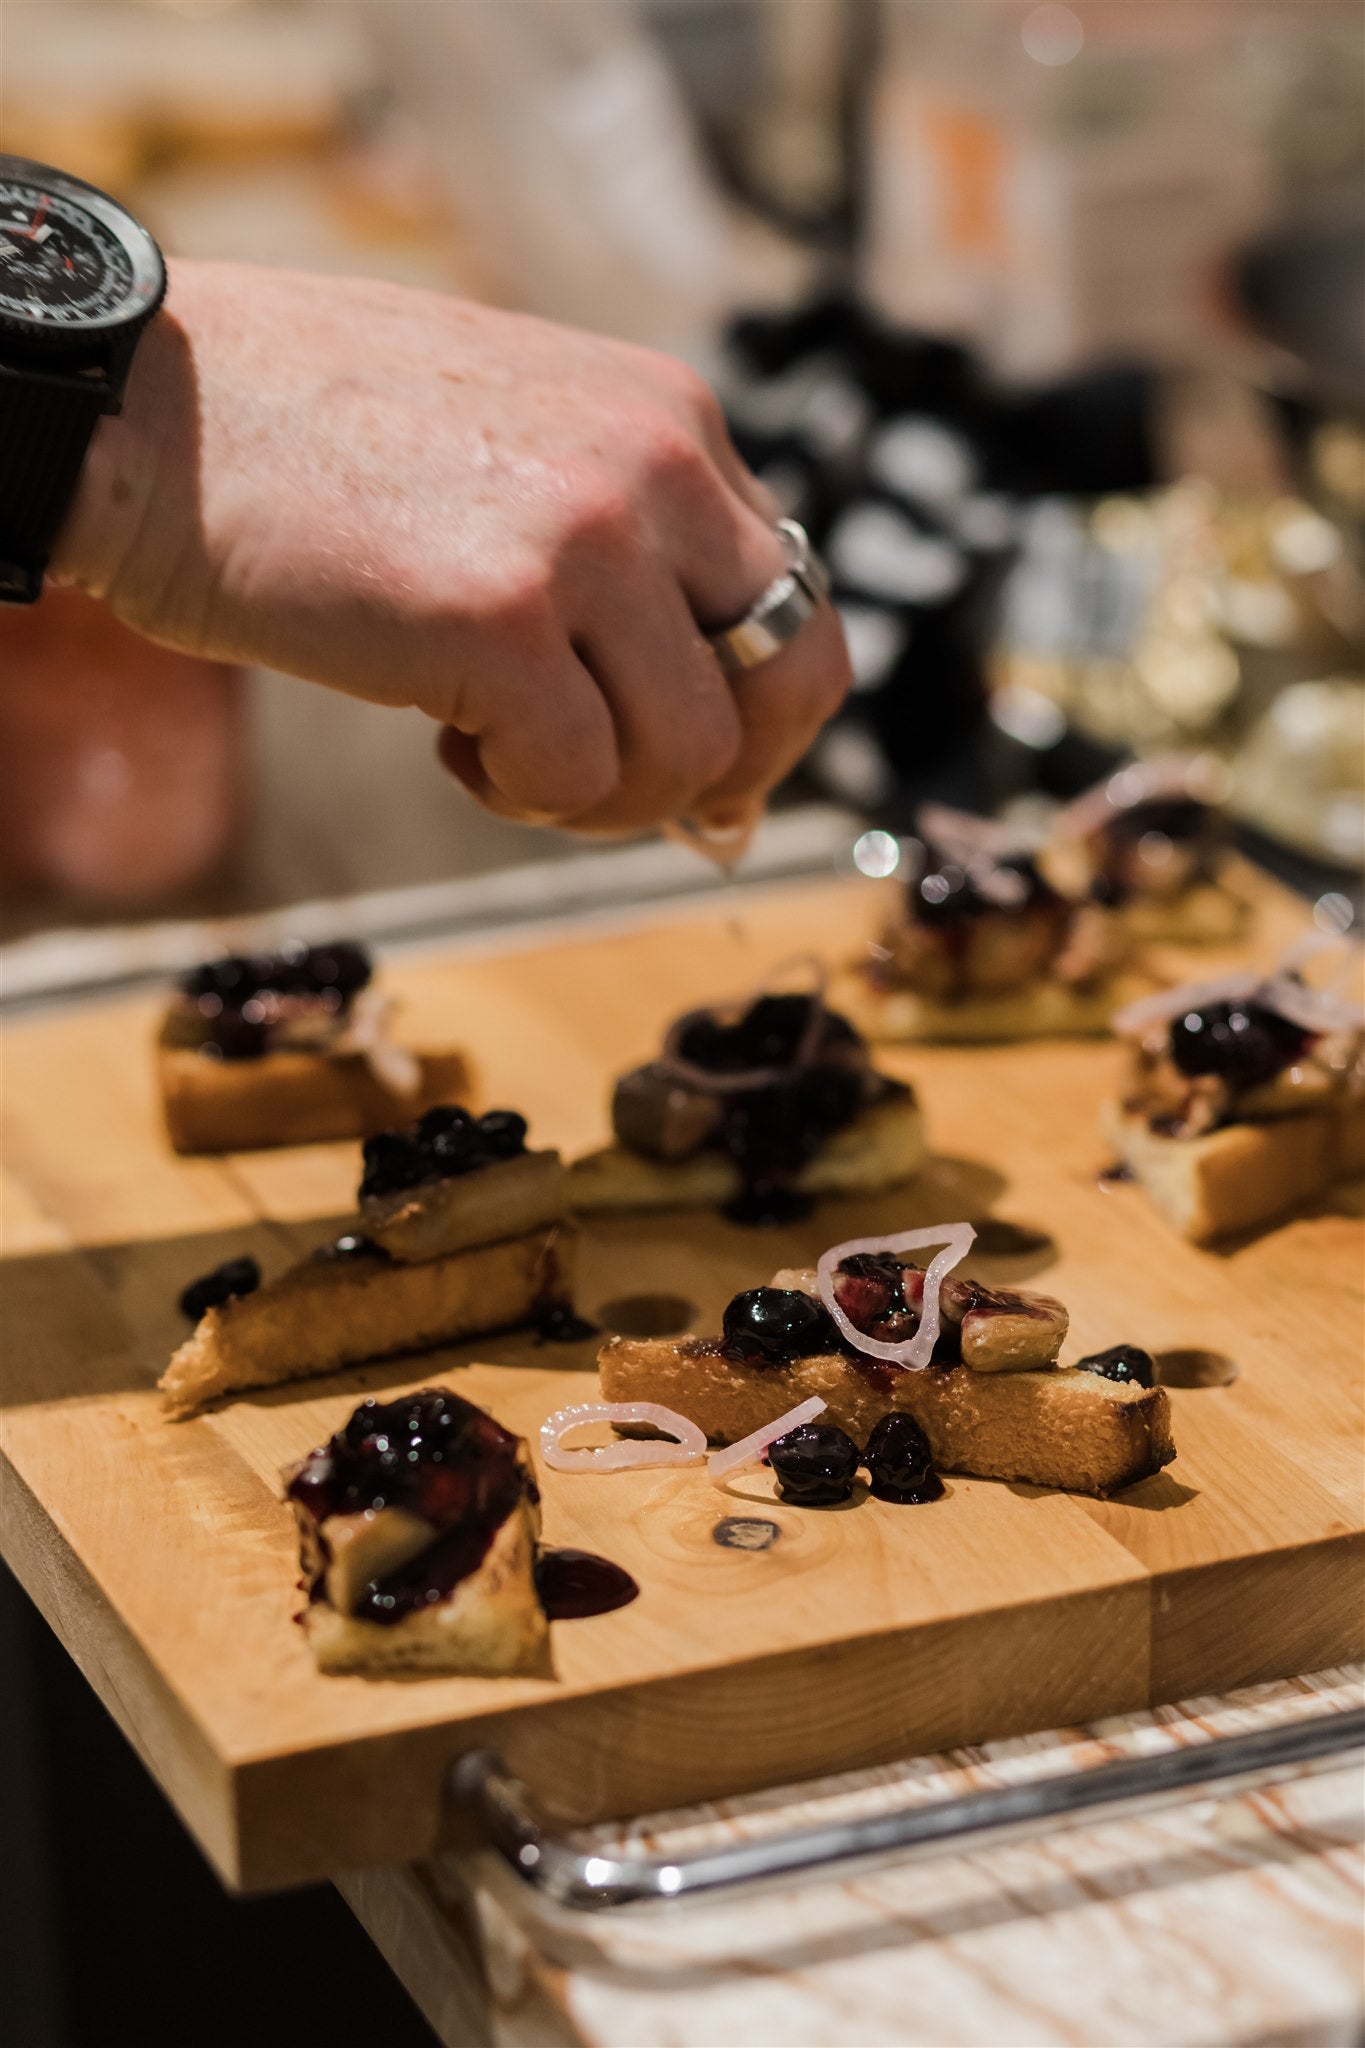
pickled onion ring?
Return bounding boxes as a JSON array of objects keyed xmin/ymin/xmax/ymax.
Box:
[
  {"xmin": 1113, "ymin": 932, "xmax": 1365, "ymax": 1041},
  {"xmin": 707, "ymin": 1396, "xmax": 827, "ymax": 1486},
  {"xmin": 817, "ymin": 1222, "xmax": 976, "ymax": 1371},
  {"xmin": 915, "ymin": 804, "xmax": 1037, "ymax": 908},
  {"xmin": 658, "ymin": 953, "xmax": 831, "ymax": 1094},
  {"xmin": 539, "ymin": 1402, "xmax": 706, "ymax": 1473},
  {"xmin": 1056, "ymin": 754, "xmax": 1228, "ymax": 841}
]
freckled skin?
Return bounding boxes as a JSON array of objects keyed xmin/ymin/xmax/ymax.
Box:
[{"xmin": 55, "ymin": 261, "xmax": 852, "ymax": 837}]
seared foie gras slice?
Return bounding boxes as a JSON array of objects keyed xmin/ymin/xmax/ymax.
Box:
[
  {"xmin": 365, "ymin": 1148, "xmax": 566, "ymax": 1262},
  {"xmin": 287, "ymin": 1389, "xmax": 547, "ymax": 1677}
]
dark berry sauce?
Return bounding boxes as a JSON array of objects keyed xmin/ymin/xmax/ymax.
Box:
[
  {"xmin": 910, "ymin": 850, "xmax": 1061, "ymax": 929},
  {"xmin": 667, "ymin": 994, "xmax": 892, "ymax": 1228},
  {"xmin": 312, "ymin": 1232, "xmax": 393, "ymax": 1263},
  {"xmin": 1167, "ymin": 999, "xmax": 1310, "ymax": 1094},
  {"xmin": 172, "ymin": 941, "xmax": 372, "ymax": 1059},
  {"xmin": 1076, "ymin": 1344, "xmax": 1155, "ymax": 1388},
  {"xmin": 288, "ymin": 1388, "xmax": 527, "ymax": 1626},
  {"xmin": 178, "ymin": 1254, "xmax": 261, "ymax": 1322},
  {"xmin": 534, "ymin": 1548, "xmax": 639, "ymax": 1620},
  {"xmin": 1096, "ymin": 796, "xmax": 1219, "ymax": 900},
  {"xmin": 359, "ymin": 1106, "xmax": 527, "ymax": 1201}
]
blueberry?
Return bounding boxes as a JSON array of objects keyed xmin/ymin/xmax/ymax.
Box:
[
  {"xmin": 180, "ymin": 954, "xmax": 254, "ymax": 1001},
  {"xmin": 864, "ymin": 1413, "xmax": 943, "ymax": 1503},
  {"xmin": 178, "ymin": 1254, "xmax": 261, "ymax": 1322},
  {"xmin": 721, "ymin": 1287, "xmax": 837, "ymax": 1365},
  {"xmin": 768, "ymin": 1423, "xmax": 860, "ymax": 1506},
  {"xmin": 306, "ymin": 941, "xmax": 371, "ymax": 995},
  {"xmin": 1076, "ymin": 1344, "xmax": 1155, "ymax": 1388},
  {"xmin": 478, "ymin": 1109, "xmax": 528, "ymax": 1159},
  {"xmin": 1168, "ymin": 1000, "xmax": 1307, "ymax": 1093},
  {"xmin": 418, "ymin": 1105, "xmax": 483, "ymax": 1168},
  {"xmin": 203, "ymin": 1007, "xmax": 269, "ymax": 1060},
  {"xmin": 359, "ymin": 1130, "xmax": 433, "ymax": 1200}
]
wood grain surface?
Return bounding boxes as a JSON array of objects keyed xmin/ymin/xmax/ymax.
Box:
[{"xmin": 2, "ymin": 867, "xmax": 1361, "ymax": 1891}]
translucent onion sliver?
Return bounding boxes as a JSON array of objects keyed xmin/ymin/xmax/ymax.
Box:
[
  {"xmin": 817, "ymin": 1222, "xmax": 977, "ymax": 1371},
  {"xmin": 707, "ymin": 1396, "xmax": 827, "ymax": 1487},
  {"xmin": 539, "ymin": 1401, "xmax": 706, "ymax": 1474}
]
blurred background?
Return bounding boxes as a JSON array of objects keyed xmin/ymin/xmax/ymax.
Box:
[{"xmin": 2, "ymin": 0, "xmax": 1363, "ymax": 989}]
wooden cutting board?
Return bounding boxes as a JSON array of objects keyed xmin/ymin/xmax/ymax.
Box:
[{"xmin": 2, "ymin": 869, "xmax": 1361, "ymax": 1891}]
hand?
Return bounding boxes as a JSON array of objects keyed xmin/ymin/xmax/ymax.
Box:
[{"xmin": 55, "ymin": 261, "xmax": 851, "ymax": 836}]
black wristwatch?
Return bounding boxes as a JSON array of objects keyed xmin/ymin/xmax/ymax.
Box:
[{"xmin": 0, "ymin": 155, "xmax": 167, "ymax": 603}]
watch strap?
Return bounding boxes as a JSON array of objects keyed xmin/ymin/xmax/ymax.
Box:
[{"xmin": 0, "ymin": 357, "xmax": 108, "ymax": 603}]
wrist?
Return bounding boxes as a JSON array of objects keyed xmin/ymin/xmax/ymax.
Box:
[{"xmin": 49, "ymin": 258, "xmax": 195, "ymax": 601}]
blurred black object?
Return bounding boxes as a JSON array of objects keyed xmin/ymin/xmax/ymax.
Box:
[
  {"xmin": 1234, "ymin": 203, "xmax": 1365, "ymax": 410},
  {"xmin": 0, "ymin": 1562, "xmax": 440, "ymax": 2048},
  {"xmin": 722, "ymin": 292, "xmax": 1163, "ymax": 817}
]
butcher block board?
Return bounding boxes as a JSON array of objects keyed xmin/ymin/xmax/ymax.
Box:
[{"xmin": 2, "ymin": 867, "xmax": 1362, "ymax": 1892}]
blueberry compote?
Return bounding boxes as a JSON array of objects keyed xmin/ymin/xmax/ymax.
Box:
[
  {"xmin": 1076, "ymin": 1344, "xmax": 1154, "ymax": 1388},
  {"xmin": 288, "ymin": 1390, "xmax": 528, "ymax": 1626},
  {"xmin": 671, "ymin": 994, "xmax": 889, "ymax": 1226},
  {"xmin": 178, "ymin": 1255, "xmax": 261, "ymax": 1322},
  {"xmin": 1095, "ymin": 797, "xmax": 1218, "ymax": 899},
  {"xmin": 910, "ymin": 850, "xmax": 1059, "ymax": 928},
  {"xmin": 1167, "ymin": 1000, "xmax": 1310, "ymax": 1095},
  {"xmin": 359, "ymin": 1106, "xmax": 527, "ymax": 1202},
  {"xmin": 172, "ymin": 941, "xmax": 372, "ymax": 1059}
]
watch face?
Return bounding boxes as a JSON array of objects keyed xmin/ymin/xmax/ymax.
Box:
[{"xmin": 0, "ymin": 158, "xmax": 165, "ymax": 337}]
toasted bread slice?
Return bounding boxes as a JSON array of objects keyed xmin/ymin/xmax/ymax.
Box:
[
  {"xmin": 300, "ymin": 1490, "xmax": 546, "ymax": 1677},
  {"xmin": 1101, "ymin": 1098, "xmax": 1365, "ymax": 1243},
  {"xmin": 366, "ymin": 1150, "xmax": 566, "ymax": 1261},
  {"xmin": 1119, "ymin": 881, "xmax": 1250, "ymax": 946},
  {"xmin": 159, "ymin": 1040, "xmax": 472, "ymax": 1155},
  {"xmin": 837, "ymin": 967, "xmax": 1158, "ymax": 1045},
  {"xmin": 160, "ymin": 1225, "xmax": 573, "ymax": 1418},
  {"xmin": 569, "ymin": 1091, "xmax": 926, "ymax": 1214},
  {"xmin": 599, "ymin": 1334, "xmax": 1174, "ymax": 1496}
]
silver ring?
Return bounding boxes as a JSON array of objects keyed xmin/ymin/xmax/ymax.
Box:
[{"xmin": 706, "ymin": 516, "xmax": 831, "ymax": 676}]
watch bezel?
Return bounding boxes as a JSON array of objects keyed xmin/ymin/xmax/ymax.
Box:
[{"xmin": 0, "ymin": 155, "xmax": 166, "ymax": 348}]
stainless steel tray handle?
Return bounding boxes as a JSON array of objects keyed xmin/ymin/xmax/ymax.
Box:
[{"xmin": 452, "ymin": 1706, "xmax": 1365, "ymax": 1913}]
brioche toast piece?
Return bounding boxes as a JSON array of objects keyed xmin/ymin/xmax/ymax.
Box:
[
  {"xmin": 599, "ymin": 1334, "xmax": 1174, "ymax": 1496},
  {"xmin": 1101, "ymin": 1097, "xmax": 1365, "ymax": 1244},
  {"xmin": 838, "ymin": 966, "xmax": 1158, "ymax": 1045},
  {"xmin": 159, "ymin": 1041, "xmax": 471, "ymax": 1155},
  {"xmin": 1119, "ymin": 881, "xmax": 1249, "ymax": 947},
  {"xmin": 570, "ymin": 1091, "xmax": 926, "ymax": 1214},
  {"xmin": 287, "ymin": 1389, "xmax": 547, "ymax": 1676},
  {"xmin": 160, "ymin": 1225, "xmax": 572, "ymax": 1418},
  {"xmin": 300, "ymin": 1495, "xmax": 546, "ymax": 1676}
]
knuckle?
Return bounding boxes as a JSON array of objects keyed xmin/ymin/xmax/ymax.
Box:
[
  {"xmin": 566, "ymin": 482, "xmax": 639, "ymax": 559},
  {"xmin": 638, "ymin": 413, "xmax": 710, "ymax": 496},
  {"xmin": 464, "ymin": 561, "xmax": 558, "ymax": 654}
]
